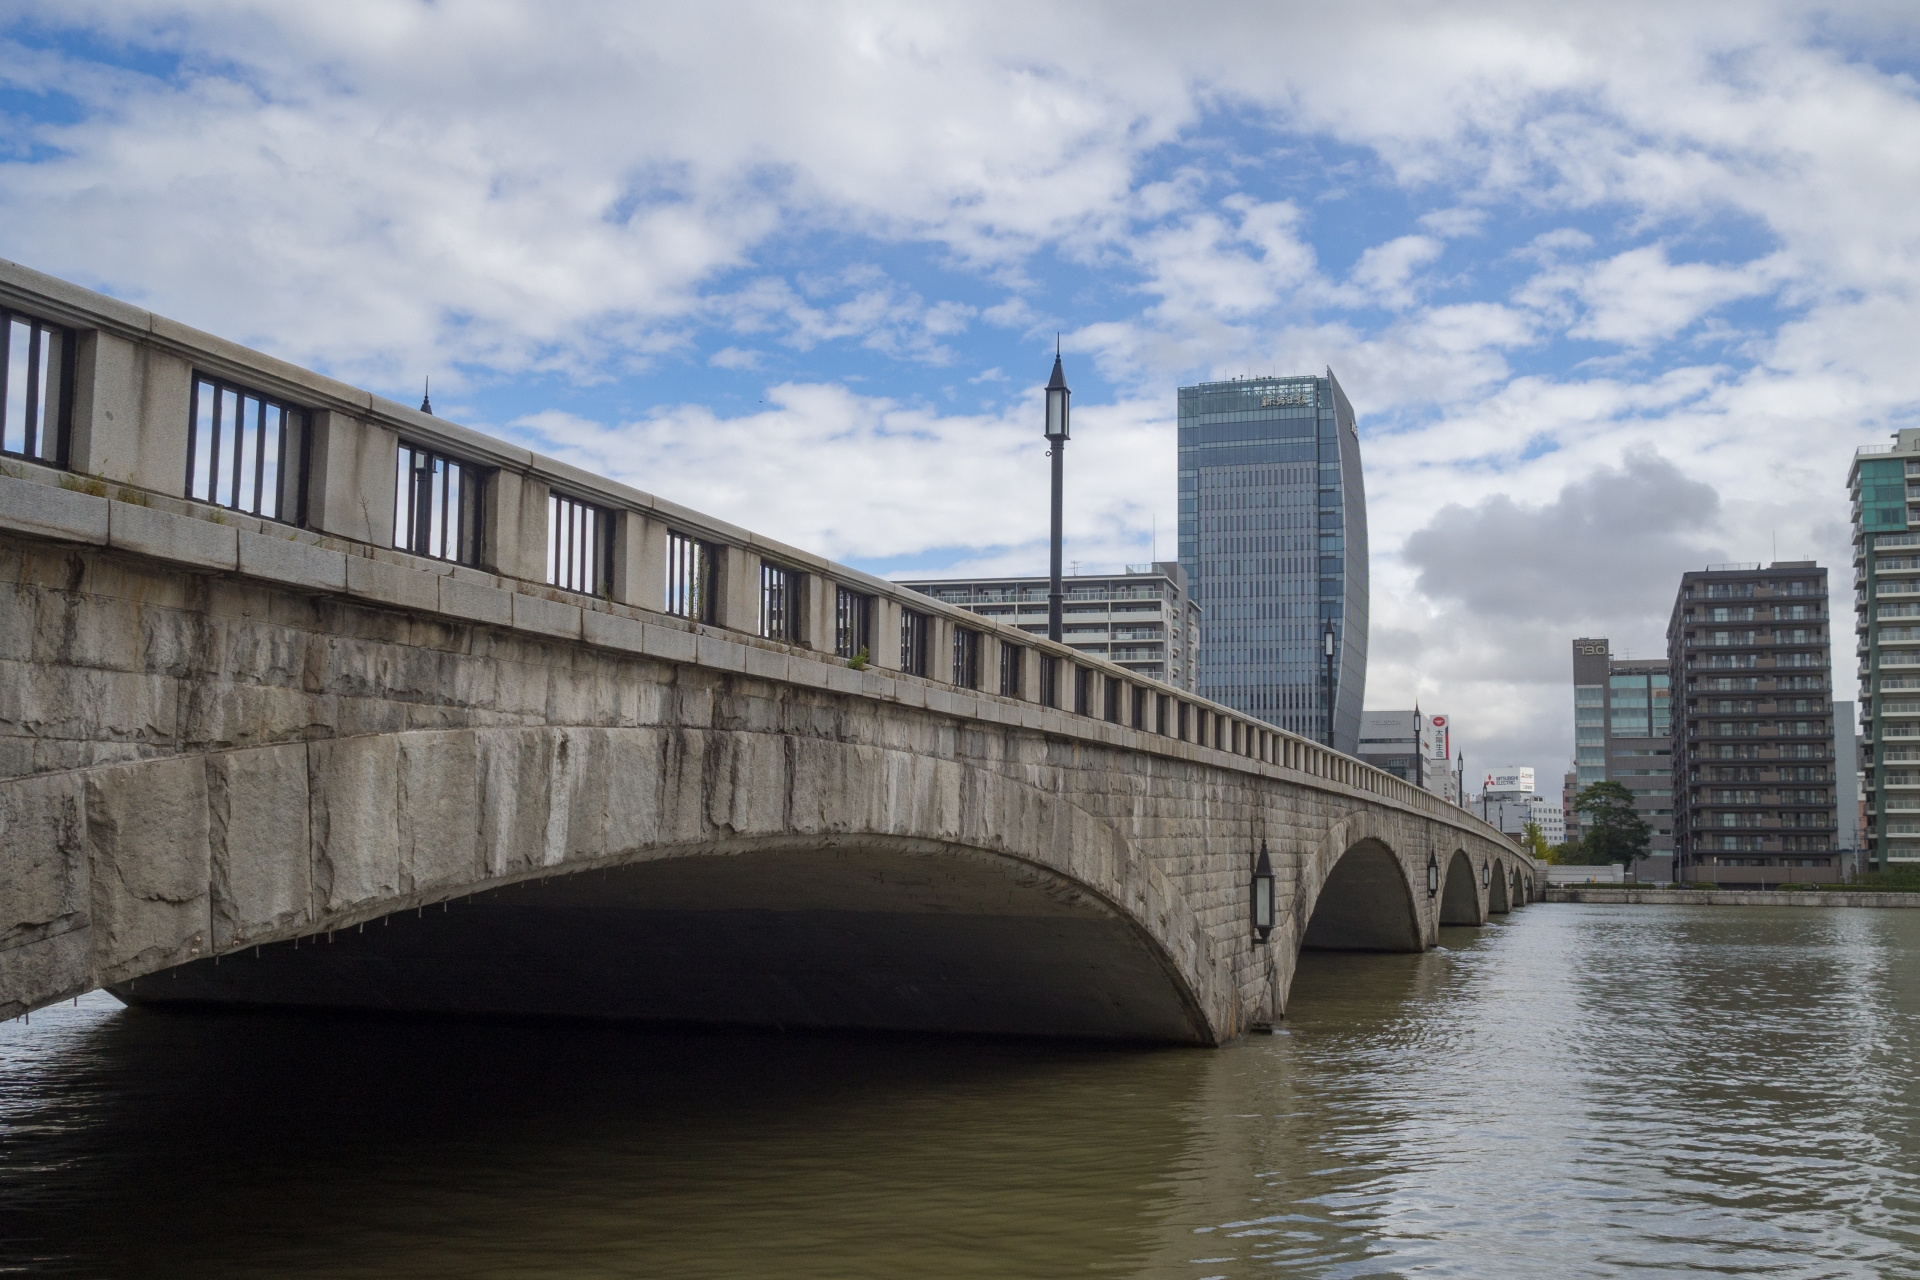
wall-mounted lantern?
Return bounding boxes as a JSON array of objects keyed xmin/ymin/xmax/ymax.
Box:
[
  {"xmin": 1251, "ymin": 843, "xmax": 1275, "ymax": 943},
  {"xmin": 1427, "ymin": 851, "xmax": 1440, "ymax": 898},
  {"xmin": 1482, "ymin": 861, "xmax": 1491, "ymax": 890}
]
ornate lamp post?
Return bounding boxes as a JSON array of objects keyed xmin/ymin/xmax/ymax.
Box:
[
  {"xmin": 1426, "ymin": 851, "xmax": 1440, "ymax": 898},
  {"xmin": 1044, "ymin": 347, "xmax": 1071, "ymax": 644}
]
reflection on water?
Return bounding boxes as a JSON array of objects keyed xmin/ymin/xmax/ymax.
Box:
[{"xmin": 5, "ymin": 905, "xmax": 1920, "ymax": 1278}]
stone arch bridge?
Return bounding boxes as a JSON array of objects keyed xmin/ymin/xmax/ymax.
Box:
[{"xmin": 0, "ymin": 261, "xmax": 1542, "ymax": 1044}]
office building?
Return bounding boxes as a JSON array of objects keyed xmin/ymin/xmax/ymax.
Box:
[
  {"xmin": 1473, "ymin": 766, "xmax": 1534, "ymax": 842},
  {"xmin": 1668, "ymin": 563, "xmax": 1839, "ymax": 886},
  {"xmin": 1533, "ymin": 795, "xmax": 1566, "ymax": 846},
  {"xmin": 1177, "ymin": 372, "xmax": 1368, "ymax": 751},
  {"xmin": 1850, "ymin": 431, "xmax": 1920, "ymax": 870},
  {"xmin": 897, "ymin": 562, "xmax": 1200, "ymax": 691},
  {"xmin": 1571, "ymin": 638, "xmax": 1675, "ymax": 877},
  {"xmin": 1356, "ymin": 709, "xmax": 1457, "ymax": 801}
]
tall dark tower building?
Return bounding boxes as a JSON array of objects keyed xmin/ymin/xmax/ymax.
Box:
[{"xmin": 1177, "ymin": 371, "xmax": 1369, "ymax": 752}]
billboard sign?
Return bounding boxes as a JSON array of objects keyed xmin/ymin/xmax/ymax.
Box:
[
  {"xmin": 1483, "ymin": 766, "xmax": 1535, "ymax": 794},
  {"xmin": 1425, "ymin": 713, "xmax": 1451, "ymax": 761}
]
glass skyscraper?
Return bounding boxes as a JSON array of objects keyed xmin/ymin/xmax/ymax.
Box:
[{"xmin": 1177, "ymin": 372, "xmax": 1369, "ymax": 752}]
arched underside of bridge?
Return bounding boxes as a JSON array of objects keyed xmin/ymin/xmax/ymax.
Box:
[
  {"xmin": 1438, "ymin": 849, "xmax": 1481, "ymax": 926},
  {"xmin": 1298, "ymin": 839, "xmax": 1423, "ymax": 953},
  {"xmin": 1489, "ymin": 859, "xmax": 1511, "ymax": 914},
  {"xmin": 111, "ymin": 840, "xmax": 1216, "ymax": 1045}
]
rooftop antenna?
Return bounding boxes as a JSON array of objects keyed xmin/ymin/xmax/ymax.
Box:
[{"xmin": 420, "ymin": 377, "xmax": 433, "ymax": 416}]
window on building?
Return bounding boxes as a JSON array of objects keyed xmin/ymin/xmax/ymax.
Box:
[
  {"xmin": 952, "ymin": 626, "xmax": 980, "ymax": 688},
  {"xmin": 2, "ymin": 309, "xmax": 72, "ymax": 468},
  {"xmin": 191, "ymin": 375, "xmax": 310, "ymax": 523},
  {"xmin": 547, "ymin": 492, "xmax": 611, "ymax": 596},
  {"xmin": 834, "ymin": 586, "xmax": 870, "ymax": 660},
  {"xmin": 759, "ymin": 561, "xmax": 799, "ymax": 641},
  {"xmin": 999, "ymin": 642, "xmax": 1023, "ymax": 698},
  {"xmin": 664, "ymin": 531, "xmax": 716, "ymax": 623},
  {"xmin": 394, "ymin": 443, "xmax": 483, "ymax": 565},
  {"xmin": 900, "ymin": 608, "xmax": 929, "ymax": 676}
]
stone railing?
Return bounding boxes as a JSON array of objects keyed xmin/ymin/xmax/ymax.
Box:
[{"xmin": 0, "ymin": 257, "xmax": 1519, "ymax": 845}]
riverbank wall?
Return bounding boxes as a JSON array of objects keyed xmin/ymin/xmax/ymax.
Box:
[{"xmin": 1545, "ymin": 887, "xmax": 1920, "ymax": 908}]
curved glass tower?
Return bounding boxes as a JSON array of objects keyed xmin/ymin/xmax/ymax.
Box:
[{"xmin": 1177, "ymin": 371, "xmax": 1369, "ymax": 753}]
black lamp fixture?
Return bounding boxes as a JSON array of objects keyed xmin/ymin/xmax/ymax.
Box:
[
  {"xmin": 1482, "ymin": 860, "xmax": 1491, "ymax": 889},
  {"xmin": 1321, "ymin": 621, "xmax": 1337, "ymax": 748},
  {"xmin": 1044, "ymin": 340, "xmax": 1071, "ymax": 645},
  {"xmin": 1426, "ymin": 850, "xmax": 1440, "ymax": 898},
  {"xmin": 1250, "ymin": 842, "xmax": 1275, "ymax": 943},
  {"xmin": 420, "ymin": 376, "xmax": 433, "ymax": 416}
]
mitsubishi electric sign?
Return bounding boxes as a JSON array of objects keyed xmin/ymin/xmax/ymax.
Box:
[{"xmin": 1483, "ymin": 767, "xmax": 1535, "ymax": 794}]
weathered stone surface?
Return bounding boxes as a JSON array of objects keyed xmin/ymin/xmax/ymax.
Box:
[
  {"xmin": 0, "ymin": 476, "xmax": 109, "ymax": 546},
  {"xmin": 0, "ymin": 928, "xmax": 91, "ymax": 1020},
  {"xmin": 396, "ymin": 731, "xmax": 481, "ymax": 894},
  {"xmin": 0, "ymin": 770, "xmax": 89, "ymax": 952},
  {"xmin": 109, "ymin": 502, "xmax": 238, "ymax": 572},
  {"xmin": 207, "ymin": 743, "xmax": 311, "ymax": 949},
  {"xmin": 238, "ymin": 529, "xmax": 348, "ymax": 593},
  {"xmin": 84, "ymin": 754, "xmax": 210, "ymax": 984},
  {"xmin": 346, "ymin": 554, "xmax": 440, "ymax": 612},
  {"xmin": 2, "ymin": 535, "xmax": 1540, "ymax": 1041},
  {"xmin": 439, "ymin": 575, "xmax": 512, "ymax": 626},
  {"xmin": 308, "ymin": 734, "xmax": 401, "ymax": 913}
]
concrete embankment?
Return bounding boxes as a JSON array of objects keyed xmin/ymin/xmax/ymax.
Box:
[{"xmin": 1545, "ymin": 887, "xmax": 1920, "ymax": 908}]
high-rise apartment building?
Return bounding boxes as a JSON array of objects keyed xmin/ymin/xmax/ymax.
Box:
[
  {"xmin": 1849, "ymin": 430, "xmax": 1920, "ymax": 870},
  {"xmin": 1177, "ymin": 372, "xmax": 1368, "ymax": 751},
  {"xmin": 897, "ymin": 563, "xmax": 1201, "ymax": 691},
  {"xmin": 1668, "ymin": 563, "xmax": 1838, "ymax": 886},
  {"xmin": 1571, "ymin": 638, "xmax": 1675, "ymax": 875}
]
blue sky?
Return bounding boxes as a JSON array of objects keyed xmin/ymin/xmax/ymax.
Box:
[{"xmin": 6, "ymin": 2, "xmax": 1920, "ymax": 774}]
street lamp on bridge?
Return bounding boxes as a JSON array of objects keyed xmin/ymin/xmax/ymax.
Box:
[
  {"xmin": 1426, "ymin": 851, "xmax": 1440, "ymax": 898},
  {"xmin": 1321, "ymin": 621, "xmax": 1336, "ymax": 748},
  {"xmin": 1043, "ymin": 344, "xmax": 1071, "ymax": 644}
]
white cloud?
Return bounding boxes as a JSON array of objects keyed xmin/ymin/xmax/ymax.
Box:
[
  {"xmin": 708, "ymin": 346, "xmax": 762, "ymax": 370},
  {"xmin": 1518, "ymin": 244, "xmax": 1787, "ymax": 347},
  {"xmin": 10, "ymin": 0, "xmax": 1920, "ymax": 775},
  {"xmin": 1350, "ymin": 235, "xmax": 1443, "ymax": 310}
]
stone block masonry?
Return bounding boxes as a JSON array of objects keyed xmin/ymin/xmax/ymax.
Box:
[{"xmin": 0, "ymin": 259, "xmax": 1542, "ymax": 1042}]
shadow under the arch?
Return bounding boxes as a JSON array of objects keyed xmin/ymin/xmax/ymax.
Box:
[
  {"xmin": 112, "ymin": 844, "xmax": 1212, "ymax": 1045},
  {"xmin": 1299, "ymin": 839, "xmax": 1421, "ymax": 953}
]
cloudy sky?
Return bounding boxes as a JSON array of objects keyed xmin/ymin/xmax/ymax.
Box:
[{"xmin": 5, "ymin": 2, "xmax": 1917, "ymax": 779}]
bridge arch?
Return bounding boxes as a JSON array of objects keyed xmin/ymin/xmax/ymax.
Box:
[
  {"xmin": 1298, "ymin": 837, "xmax": 1423, "ymax": 953},
  {"xmin": 1437, "ymin": 849, "xmax": 1482, "ymax": 926},
  {"xmin": 1488, "ymin": 858, "xmax": 1511, "ymax": 914},
  {"xmin": 95, "ymin": 724, "xmax": 1238, "ymax": 1045}
]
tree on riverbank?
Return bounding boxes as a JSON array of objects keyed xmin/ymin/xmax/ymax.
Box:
[{"xmin": 1573, "ymin": 781, "xmax": 1651, "ymax": 874}]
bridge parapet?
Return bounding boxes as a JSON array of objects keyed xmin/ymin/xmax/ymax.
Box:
[{"xmin": 0, "ymin": 260, "xmax": 1542, "ymax": 1039}]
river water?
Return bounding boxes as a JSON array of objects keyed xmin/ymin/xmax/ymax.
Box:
[{"xmin": 4, "ymin": 903, "xmax": 1918, "ymax": 1278}]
